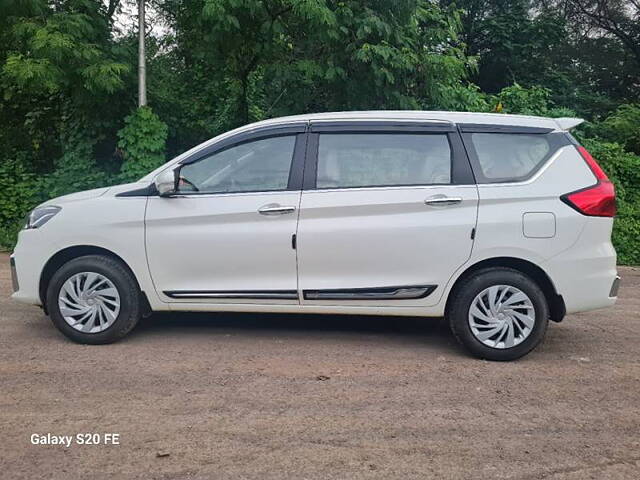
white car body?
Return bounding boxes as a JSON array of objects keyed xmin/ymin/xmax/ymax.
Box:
[{"xmin": 11, "ymin": 111, "xmax": 618, "ymax": 326}]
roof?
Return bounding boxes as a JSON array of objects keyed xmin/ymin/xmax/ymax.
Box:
[{"xmin": 142, "ymin": 110, "xmax": 583, "ymax": 181}]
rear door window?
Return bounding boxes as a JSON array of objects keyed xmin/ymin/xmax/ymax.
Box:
[
  {"xmin": 470, "ymin": 133, "xmax": 550, "ymax": 182},
  {"xmin": 316, "ymin": 133, "xmax": 451, "ymax": 189}
]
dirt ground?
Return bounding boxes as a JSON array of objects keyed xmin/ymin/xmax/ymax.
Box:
[{"xmin": 1, "ymin": 252, "xmax": 639, "ymax": 479}]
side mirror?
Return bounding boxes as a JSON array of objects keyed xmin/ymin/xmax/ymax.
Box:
[{"xmin": 154, "ymin": 168, "xmax": 178, "ymax": 197}]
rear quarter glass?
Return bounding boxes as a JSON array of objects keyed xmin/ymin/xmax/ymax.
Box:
[{"xmin": 462, "ymin": 132, "xmax": 571, "ymax": 184}]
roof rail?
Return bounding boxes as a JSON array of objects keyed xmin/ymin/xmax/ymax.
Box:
[
  {"xmin": 555, "ymin": 117, "xmax": 584, "ymax": 131},
  {"xmin": 309, "ymin": 117, "xmax": 455, "ymax": 126}
]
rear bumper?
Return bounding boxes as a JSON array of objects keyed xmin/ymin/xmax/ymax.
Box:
[
  {"xmin": 544, "ymin": 220, "xmax": 618, "ymax": 314},
  {"xmin": 546, "ymin": 257, "xmax": 618, "ymax": 314}
]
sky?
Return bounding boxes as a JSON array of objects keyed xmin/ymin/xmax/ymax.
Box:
[{"xmin": 112, "ymin": 0, "xmax": 170, "ymax": 38}]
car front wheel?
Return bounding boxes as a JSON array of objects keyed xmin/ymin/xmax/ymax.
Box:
[
  {"xmin": 447, "ymin": 267, "xmax": 549, "ymax": 361},
  {"xmin": 46, "ymin": 255, "xmax": 141, "ymax": 344}
]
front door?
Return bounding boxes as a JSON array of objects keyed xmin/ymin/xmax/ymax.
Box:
[
  {"xmin": 296, "ymin": 123, "xmax": 479, "ymax": 307},
  {"xmin": 145, "ymin": 128, "xmax": 306, "ymax": 304}
]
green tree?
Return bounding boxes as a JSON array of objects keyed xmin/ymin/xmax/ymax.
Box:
[
  {"xmin": 157, "ymin": 0, "xmax": 476, "ymax": 130},
  {"xmin": 445, "ymin": 0, "xmax": 639, "ymax": 117},
  {"xmin": 565, "ymin": 0, "xmax": 640, "ymax": 68},
  {"xmin": 118, "ymin": 106, "xmax": 168, "ymax": 182},
  {"xmin": 0, "ymin": 0, "xmax": 133, "ymax": 180},
  {"xmin": 276, "ymin": 0, "xmax": 475, "ymax": 112},
  {"xmin": 599, "ymin": 104, "xmax": 640, "ymax": 155}
]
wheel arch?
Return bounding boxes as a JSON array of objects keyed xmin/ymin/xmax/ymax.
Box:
[
  {"xmin": 39, "ymin": 245, "xmax": 151, "ymax": 316},
  {"xmin": 445, "ymin": 257, "xmax": 566, "ymax": 322}
]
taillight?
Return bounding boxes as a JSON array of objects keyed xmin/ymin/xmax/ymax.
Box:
[{"xmin": 560, "ymin": 146, "xmax": 616, "ymax": 217}]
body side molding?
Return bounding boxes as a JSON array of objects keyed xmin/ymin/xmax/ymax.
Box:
[
  {"xmin": 303, "ymin": 285, "xmax": 437, "ymax": 301},
  {"xmin": 164, "ymin": 285, "xmax": 438, "ymax": 301},
  {"xmin": 164, "ymin": 290, "xmax": 299, "ymax": 300}
]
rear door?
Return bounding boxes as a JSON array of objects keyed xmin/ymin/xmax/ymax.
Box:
[{"xmin": 296, "ymin": 121, "xmax": 479, "ymax": 307}]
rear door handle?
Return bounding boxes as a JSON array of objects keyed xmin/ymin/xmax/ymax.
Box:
[
  {"xmin": 258, "ymin": 203, "xmax": 296, "ymax": 215},
  {"xmin": 424, "ymin": 196, "xmax": 463, "ymax": 206}
]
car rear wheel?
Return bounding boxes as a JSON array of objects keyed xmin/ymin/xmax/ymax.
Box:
[
  {"xmin": 448, "ymin": 267, "xmax": 549, "ymax": 361},
  {"xmin": 46, "ymin": 255, "xmax": 141, "ymax": 344}
]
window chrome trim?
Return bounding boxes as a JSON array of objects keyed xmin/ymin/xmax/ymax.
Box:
[
  {"xmin": 158, "ymin": 190, "xmax": 301, "ymax": 199},
  {"xmin": 310, "ymin": 120, "xmax": 455, "ymax": 133},
  {"xmin": 305, "ymin": 184, "xmax": 477, "ymax": 194}
]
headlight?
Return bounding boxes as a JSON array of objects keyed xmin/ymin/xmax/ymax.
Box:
[{"xmin": 25, "ymin": 206, "xmax": 61, "ymax": 229}]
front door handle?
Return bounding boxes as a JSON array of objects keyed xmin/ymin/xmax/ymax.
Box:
[
  {"xmin": 258, "ymin": 203, "xmax": 296, "ymax": 215},
  {"xmin": 424, "ymin": 196, "xmax": 463, "ymax": 206}
]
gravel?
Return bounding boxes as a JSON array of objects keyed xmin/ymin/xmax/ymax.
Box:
[{"xmin": 1, "ymin": 253, "xmax": 639, "ymax": 479}]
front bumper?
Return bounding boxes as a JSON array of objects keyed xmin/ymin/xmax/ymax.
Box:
[{"xmin": 10, "ymin": 229, "xmax": 52, "ymax": 306}]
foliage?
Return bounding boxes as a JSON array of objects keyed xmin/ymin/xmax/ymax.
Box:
[
  {"xmin": 41, "ymin": 133, "xmax": 110, "ymax": 199},
  {"xmin": 564, "ymin": 0, "xmax": 640, "ymax": 68},
  {"xmin": 2, "ymin": 2, "xmax": 128, "ymax": 95},
  {"xmin": 492, "ymin": 84, "xmax": 553, "ymax": 115},
  {"xmin": 598, "ymin": 104, "xmax": 640, "ymax": 155},
  {"xmin": 158, "ymin": 0, "xmax": 476, "ymax": 133},
  {"xmin": 0, "ymin": 154, "xmax": 41, "ymax": 247},
  {"xmin": 483, "ymin": 84, "xmax": 574, "ymax": 119},
  {"xmin": 579, "ymin": 139, "xmax": 640, "ymax": 265},
  {"xmin": 447, "ymin": 1, "xmax": 566, "ymax": 93},
  {"xmin": 118, "ymin": 107, "xmax": 168, "ymax": 183},
  {"xmin": 448, "ymin": 0, "xmax": 640, "ymax": 117},
  {"xmin": 0, "ymin": 0, "xmax": 639, "ymax": 263},
  {"xmin": 0, "ymin": 127, "xmax": 112, "ymax": 246}
]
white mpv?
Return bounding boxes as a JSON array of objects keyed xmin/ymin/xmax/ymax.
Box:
[{"xmin": 11, "ymin": 111, "xmax": 620, "ymax": 360}]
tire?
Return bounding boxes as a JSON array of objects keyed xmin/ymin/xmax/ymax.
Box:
[
  {"xmin": 447, "ymin": 267, "xmax": 549, "ymax": 361},
  {"xmin": 46, "ymin": 255, "xmax": 141, "ymax": 344}
]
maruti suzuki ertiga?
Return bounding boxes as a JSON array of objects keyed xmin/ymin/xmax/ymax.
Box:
[{"xmin": 11, "ymin": 111, "xmax": 619, "ymax": 360}]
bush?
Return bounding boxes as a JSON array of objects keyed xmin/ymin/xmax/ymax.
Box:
[
  {"xmin": 118, "ymin": 107, "xmax": 168, "ymax": 183},
  {"xmin": 0, "ymin": 154, "xmax": 42, "ymax": 248},
  {"xmin": 489, "ymin": 84, "xmax": 577, "ymax": 118},
  {"xmin": 41, "ymin": 135, "xmax": 111, "ymax": 200},
  {"xmin": 598, "ymin": 104, "xmax": 640, "ymax": 155},
  {"xmin": 0, "ymin": 134, "xmax": 113, "ymax": 250},
  {"xmin": 0, "ymin": 108, "xmax": 170, "ymax": 251},
  {"xmin": 493, "ymin": 84, "xmax": 552, "ymax": 115},
  {"xmin": 581, "ymin": 138, "xmax": 640, "ymax": 265}
]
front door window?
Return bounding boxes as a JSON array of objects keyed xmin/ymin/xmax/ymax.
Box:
[{"xmin": 179, "ymin": 135, "xmax": 297, "ymax": 194}]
